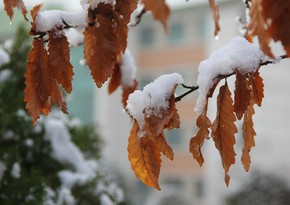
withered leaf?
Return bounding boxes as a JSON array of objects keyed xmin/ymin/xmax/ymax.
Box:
[
  {"xmin": 4, "ymin": 0, "xmax": 28, "ymax": 21},
  {"xmin": 141, "ymin": 0, "xmax": 170, "ymax": 31},
  {"xmin": 251, "ymin": 71, "xmax": 264, "ymax": 107},
  {"xmin": 190, "ymin": 102, "xmax": 211, "ymax": 166},
  {"xmin": 108, "ymin": 63, "xmax": 121, "ymax": 94},
  {"xmin": 48, "ymin": 32, "xmax": 74, "ymax": 93},
  {"xmin": 128, "ymin": 120, "xmax": 161, "ymax": 190},
  {"xmin": 122, "ymin": 79, "xmax": 138, "ymax": 108},
  {"xmin": 153, "ymin": 133, "xmax": 174, "ymax": 160},
  {"xmin": 29, "ymin": 3, "xmax": 43, "ymax": 35},
  {"xmin": 208, "ymin": 0, "xmax": 220, "ymax": 37},
  {"xmin": 24, "ymin": 40, "xmax": 53, "ymax": 125},
  {"xmin": 84, "ymin": 8, "xmax": 118, "ymax": 88},
  {"xmin": 241, "ymin": 101, "xmax": 256, "ymax": 172},
  {"xmin": 234, "ymin": 71, "xmax": 251, "ymax": 120},
  {"xmin": 211, "ymin": 83, "xmax": 237, "ymax": 186}
]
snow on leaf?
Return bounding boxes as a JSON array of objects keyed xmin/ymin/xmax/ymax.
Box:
[
  {"xmin": 128, "ymin": 120, "xmax": 161, "ymax": 190},
  {"xmin": 153, "ymin": 133, "xmax": 174, "ymax": 160},
  {"xmin": 262, "ymin": 0, "xmax": 290, "ymax": 56},
  {"xmin": 248, "ymin": 0, "xmax": 273, "ymax": 58},
  {"xmin": 141, "ymin": 0, "xmax": 170, "ymax": 31},
  {"xmin": 208, "ymin": 0, "xmax": 220, "ymax": 37},
  {"xmin": 190, "ymin": 102, "xmax": 211, "ymax": 166},
  {"xmin": 4, "ymin": 0, "xmax": 28, "ymax": 21},
  {"xmin": 251, "ymin": 71, "xmax": 264, "ymax": 107},
  {"xmin": 241, "ymin": 101, "xmax": 256, "ymax": 172},
  {"xmin": 24, "ymin": 40, "xmax": 53, "ymax": 125},
  {"xmin": 211, "ymin": 83, "xmax": 237, "ymax": 186},
  {"xmin": 83, "ymin": 6, "xmax": 118, "ymax": 88},
  {"xmin": 48, "ymin": 32, "xmax": 74, "ymax": 93},
  {"xmin": 234, "ymin": 71, "xmax": 251, "ymax": 120}
]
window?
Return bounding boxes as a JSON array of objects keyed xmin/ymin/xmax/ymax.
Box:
[
  {"xmin": 168, "ymin": 23, "xmax": 185, "ymax": 42},
  {"xmin": 139, "ymin": 27, "xmax": 154, "ymax": 46}
]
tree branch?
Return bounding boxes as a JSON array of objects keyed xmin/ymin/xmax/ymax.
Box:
[{"xmin": 174, "ymin": 54, "xmax": 288, "ymax": 102}]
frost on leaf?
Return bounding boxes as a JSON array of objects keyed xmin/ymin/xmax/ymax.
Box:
[
  {"xmin": 190, "ymin": 100, "xmax": 211, "ymax": 167},
  {"xmin": 84, "ymin": 4, "xmax": 118, "ymax": 88},
  {"xmin": 208, "ymin": 0, "xmax": 220, "ymax": 37},
  {"xmin": 4, "ymin": 0, "xmax": 28, "ymax": 21},
  {"xmin": 128, "ymin": 120, "xmax": 161, "ymax": 190},
  {"xmin": 48, "ymin": 32, "xmax": 74, "ymax": 93},
  {"xmin": 141, "ymin": 0, "xmax": 170, "ymax": 31},
  {"xmin": 211, "ymin": 83, "xmax": 237, "ymax": 186},
  {"xmin": 234, "ymin": 71, "xmax": 251, "ymax": 120},
  {"xmin": 241, "ymin": 101, "xmax": 256, "ymax": 172},
  {"xmin": 262, "ymin": 0, "xmax": 290, "ymax": 56}
]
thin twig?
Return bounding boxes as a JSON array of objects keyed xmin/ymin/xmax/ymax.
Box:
[
  {"xmin": 260, "ymin": 54, "xmax": 288, "ymax": 66},
  {"xmin": 130, "ymin": 8, "xmax": 146, "ymax": 27}
]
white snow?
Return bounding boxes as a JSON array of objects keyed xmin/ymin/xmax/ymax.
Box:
[
  {"xmin": 0, "ymin": 162, "xmax": 6, "ymax": 182},
  {"xmin": 195, "ymin": 36, "xmax": 266, "ymax": 114},
  {"xmin": 120, "ymin": 49, "xmax": 137, "ymax": 88},
  {"xmin": 129, "ymin": 4, "xmax": 145, "ymax": 26},
  {"xmin": 11, "ymin": 162, "xmax": 21, "ymax": 178},
  {"xmin": 0, "ymin": 69, "xmax": 12, "ymax": 83},
  {"xmin": 65, "ymin": 28, "xmax": 84, "ymax": 47},
  {"xmin": 81, "ymin": 0, "xmax": 115, "ymax": 9},
  {"xmin": 126, "ymin": 73, "xmax": 183, "ymax": 131},
  {"xmin": 0, "ymin": 48, "xmax": 9, "ymax": 67},
  {"xmin": 3, "ymin": 130, "xmax": 14, "ymax": 140},
  {"xmin": 35, "ymin": 9, "xmax": 88, "ymax": 32},
  {"xmin": 100, "ymin": 194, "xmax": 114, "ymax": 205}
]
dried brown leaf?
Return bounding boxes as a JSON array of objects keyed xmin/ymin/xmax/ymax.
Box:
[
  {"xmin": 251, "ymin": 71, "xmax": 264, "ymax": 107},
  {"xmin": 234, "ymin": 71, "xmax": 251, "ymax": 120},
  {"xmin": 208, "ymin": 0, "xmax": 220, "ymax": 37},
  {"xmin": 4, "ymin": 0, "xmax": 28, "ymax": 21},
  {"xmin": 211, "ymin": 83, "xmax": 237, "ymax": 186},
  {"xmin": 122, "ymin": 79, "xmax": 138, "ymax": 108},
  {"xmin": 29, "ymin": 3, "xmax": 43, "ymax": 35},
  {"xmin": 108, "ymin": 63, "xmax": 122, "ymax": 94},
  {"xmin": 48, "ymin": 32, "xmax": 74, "ymax": 93},
  {"xmin": 241, "ymin": 101, "xmax": 256, "ymax": 172},
  {"xmin": 141, "ymin": 0, "xmax": 170, "ymax": 31},
  {"xmin": 128, "ymin": 120, "xmax": 161, "ymax": 190},
  {"xmin": 153, "ymin": 133, "xmax": 174, "ymax": 160}
]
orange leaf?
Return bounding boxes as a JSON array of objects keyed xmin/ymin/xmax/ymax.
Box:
[
  {"xmin": 144, "ymin": 95, "xmax": 180, "ymax": 137},
  {"xmin": 128, "ymin": 120, "xmax": 161, "ymax": 190},
  {"xmin": 51, "ymin": 79, "xmax": 68, "ymax": 114},
  {"xmin": 141, "ymin": 0, "xmax": 170, "ymax": 31},
  {"xmin": 251, "ymin": 71, "xmax": 264, "ymax": 107},
  {"xmin": 211, "ymin": 83, "xmax": 237, "ymax": 186},
  {"xmin": 108, "ymin": 63, "xmax": 121, "ymax": 94},
  {"xmin": 262, "ymin": 0, "xmax": 290, "ymax": 56},
  {"xmin": 4, "ymin": 0, "xmax": 28, "ymax": 21},
  {"xmin": 24, "ymin": 40, "xmax": 53, "ymax": 125},
  {"xmin": 190, "ymin": 102, "xmax": 211, "ymax": 166},
  {"xmin": 29, "ymin": 3, "xmax": 43, "ymax": 35},
  {"xmin": 241, "ymin": 101, "xmax": 256, "ymax": 172},
  {"xmin": 122, "ymin": 79, "xmax": 138, "ymax": 108},
  {"xmin": 248, "ymin": 0, "xmax": 273, "ymax": 57},
  {"xmin": 208, "ymin": 0, "xmax": 220, "ymax": 37},
  {"xmin": 234, "ymin": 71, "xmax": 251, "ymax": 120},
  {"xmin": 48, "ymin": 32, "xmax": 74, "ymax": 93},
  {"xmin": 84, "ymin": 6, "xmax": 118, "ymax": 88},
  {"xmin": 153, "ymin": 133, "xmax": 174, "ymax": 160}
]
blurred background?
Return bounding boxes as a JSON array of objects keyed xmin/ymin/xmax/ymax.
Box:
[{"xmin": 1, "ymin": 0, "xmax": 290, "ymax": 205}]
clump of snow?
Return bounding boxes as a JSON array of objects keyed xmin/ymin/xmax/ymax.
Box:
[
  {"xmin": 56, "ymin": 187, "xmax": 75, "ymax": 205},
  {"xmin": 120, "ymin": 49, "xmax": 137, "ymax": 88},
  {"xmin": 25, "ymin": 139, "xmax": 34, "ymax": 147},
  {"xmin": 65, "ymin": 29, "xmax": 84, "ymax": 47},
  {"xmin": 0, "ymin": 69, "xmax": 12, "ymax": 83},
  {"xmin": 129, "ymin": 4, "xmax": 145, "ymax": 26},
  {"xmin": 36, "ymin": 9, "xmax": 88, "ymax": 33},
  {"xmin": 0, "ymin": 162, "xmax": 6, "ymax": 182},
  {"xmin": 3, "ymin": 130, "xmax": 14, "ymax": 140},
  {"xmin": 126, "ymin": 73, "xmax": 183, "ymax": 130},
  {"xmin": 195, "ymin": 36, "xmax": 266, "ymax": 114},
  {"xmin": 81, "ymin": 0, "xmax": 115, "ymax": 9},
  {"xmin": 100, "ymin": 194, "xmax": 114, "ymax": 205},
  {"xmin": 11, "ymin": 162, "xmax": 21, "ymax": 178},
  {"xmin": 0, "ymin": 48, "xmax": 9, "ymax": 67}
]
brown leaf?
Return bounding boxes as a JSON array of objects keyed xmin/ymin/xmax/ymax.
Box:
[
  {"xmin": 262, "ymin": 0, "xmax": 290, "ymax": 56},
  {"xmin": 141, "ymin": 0, "xmax": 170, "ymax": 31},
  {"xmin": 144, "ymin": 95, "xmax": 180, "ymax": 137},
  {"xmin": 234, "ymin": 71, "xmax": 251, "ymax": 120},
  {"xmin": 250, "ymin": 71, "xmax": 264, "ymax": 107},
  {"xmin": 211, "ymin": 83, "xmax": 237, "ymax": 186},
  {"xmin": 51, "ymin": 79, "xmax": 68, "ymax": 114},
  {"xmin": 189, "ymin": 102, "xmax": 211, "ymax": 166},
  {"xmin": 29, "ymin": 3, "xmax": 43, "ymax": 35},
  {"xmin": 4, "ymin": 0, "xmax": 28, "ymax": 21},
  {"xmin": 128, "ymin": 120, "xmax": 161, "ymax": 190},
  {"xmin": 248, "ymin": 0, "xmax": 273, "ymax": 57},
  {"xmin": 48, "ymin": 32, "xmax": 74, "ymax": 93},
  {"xmin": 208, "ymin": 0, "xmax": 220, "ymax": 37},
  {"xmin": 241, "ymin": 101, "xmax": 256, "ymax": 172},
  {"xmin": 122, "ymin": 79, "xmax": 138, "ymax": 108},
  {"xmin": 108, "ymin": 63, "xmax": 121, "ymax": 94},
  {"xmin": 24, "ymin": 40, "xmax": 53, "ymax": 125},
  {"xmin": 84, "ymin": 8, "xmax": 118, "ymax": 88},
  {"xmin": 153, "ymin": 133, "xmax": 174, "ymax": 160}
]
